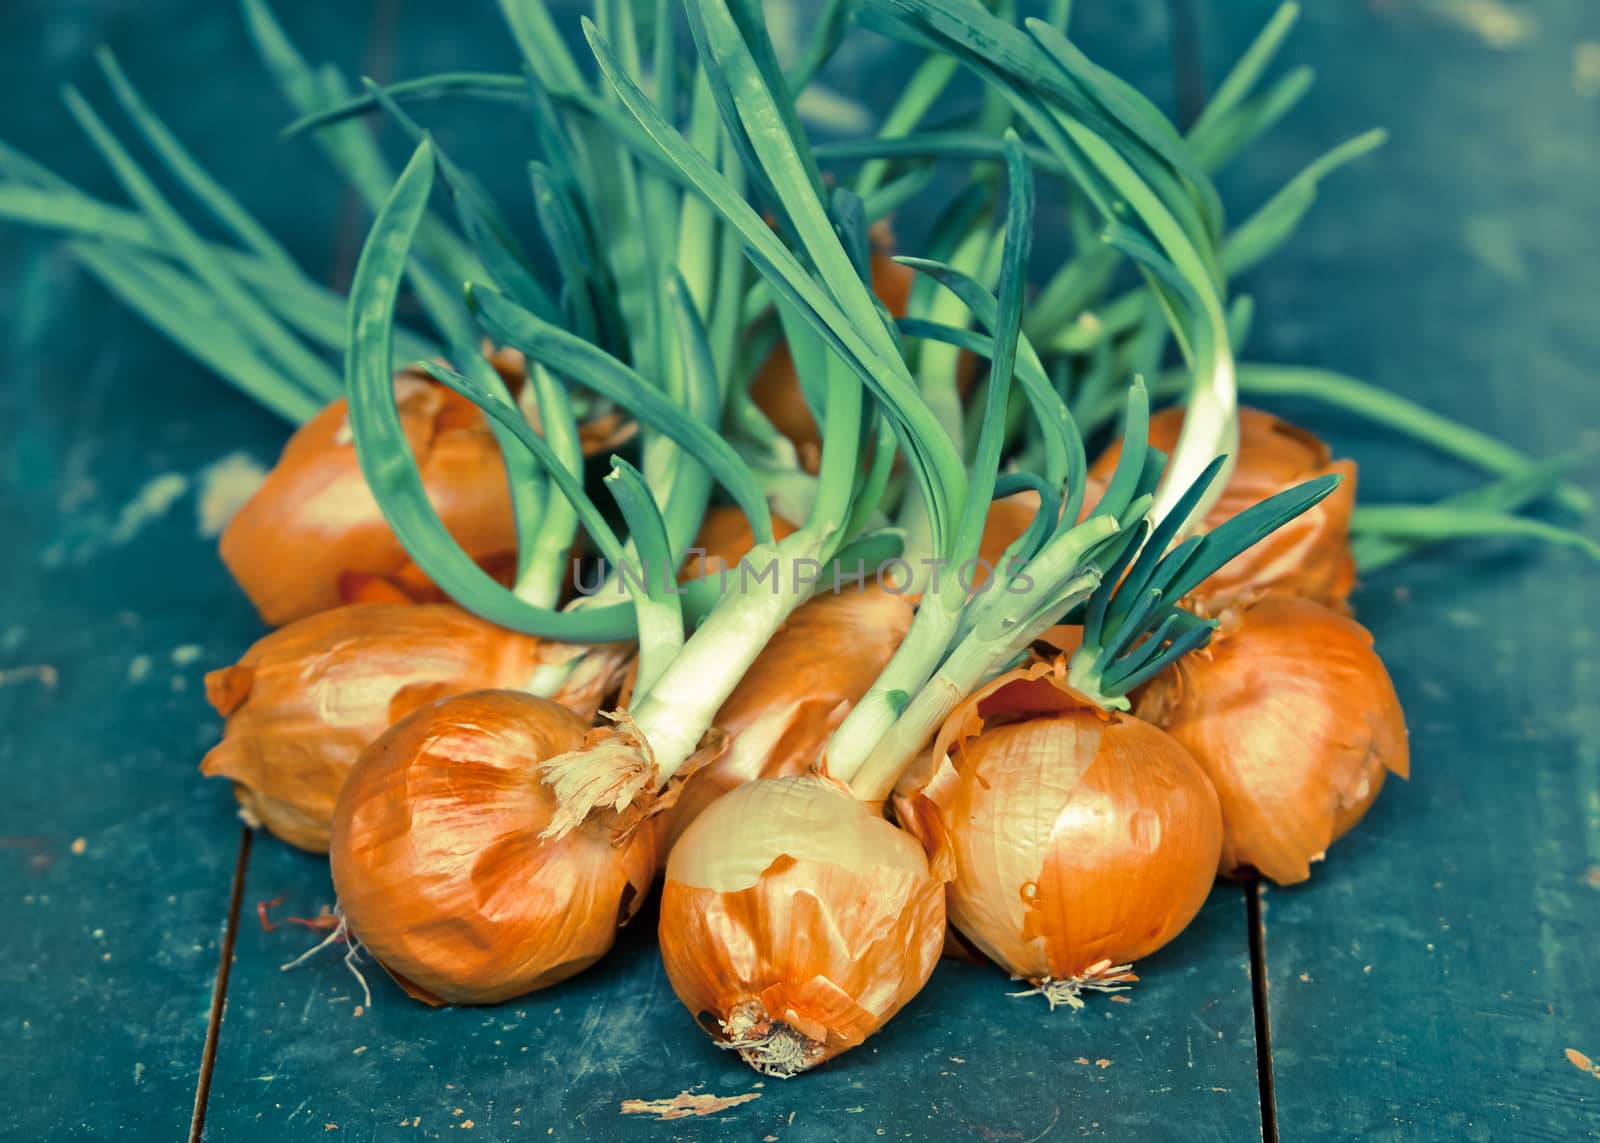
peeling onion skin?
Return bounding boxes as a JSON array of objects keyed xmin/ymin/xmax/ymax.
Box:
[
  {"xmin": 1135, "ymin": 593, "xmax": 1409, "ymax": 885},
  {"xmin": 1087, "ymin": 406, "xmax": 1358, "ymax": 609},
  {"xmin": 899, "ymin": 709, "xmax": 1222, "ymax": 983},
  {"xmin": 660, "ymin": 776, "xmax": 945, "ymax": 1076},
  {"xmin": 220, "ymin": 374, "xmax": 518, "ymax": 627},
  {"xmin": 665, "ymin": 586, "xmax": 915, "ymax": 845},
  {"xmin": 200, "ymin": 604, "xmax": 551, "ymax": 853},
  {"xmin": 330, "ymin": 690, "xmax": 661, "ymax": 1005}
]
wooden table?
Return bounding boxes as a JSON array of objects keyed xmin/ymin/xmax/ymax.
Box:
[{"xmin": 2, "ymin": 1, "xmax": 1596, "ymax": 1139}]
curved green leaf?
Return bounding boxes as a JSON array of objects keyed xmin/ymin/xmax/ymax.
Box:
[
  {"xmin": 470, "ymin": 284, "xmax": 774, "ymax": 545},
  {"xmin": 345, "ymin": 139, "xmax": 636, "ymax": 641}
]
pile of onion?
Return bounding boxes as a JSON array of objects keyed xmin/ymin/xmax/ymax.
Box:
[
  {"xmin": 1136, "ymin": 592, "xmax": 1409, "ymax": 884},
  {"xmin": 894, "ymin": 653, "xmax": 1223, "ymax": 1006},
  {"xmin": 12, "ymin": 0, "xmax": 1521, "ymax": 1093},
  {"xmin": 203, "ymin": 497, "xmax": 794, "ymax": 854},
  {"xmin": 301, "ymin": 503, "xmax": 899, "ymax": 1006}
]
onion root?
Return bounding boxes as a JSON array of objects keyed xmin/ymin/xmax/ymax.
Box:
[{"xmin": 1007, "ymin": 960, "xmax": 1139, "ymax": 1011}]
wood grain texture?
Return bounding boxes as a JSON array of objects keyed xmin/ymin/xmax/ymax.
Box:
[{"xmin": 1198, "ymin": 1, "xmax": 1600, "ymax": 1139}]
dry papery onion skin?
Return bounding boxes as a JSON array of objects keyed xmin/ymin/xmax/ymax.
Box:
[
  {"xmin": 1088, "ymin": 405, "xmax": 1358, "ymax": 609},
  {"xmin": 660, "ymin": 775, "xmax": 945, "ymax": 1076},
  {"xmin": 896, "ymin": 671, "xmax": 1222, "ymax": 1004},
  {"xmin": 1136, "ymin": 592, "xmax": 1409, "ymax": 885},
  {"xmin": 202, "ymin": 603, "xmax": 548, "ymax": 852},
  {"xmin": 220, "ymin": 374, "xmax": 517, "ymax": 626},
  {"xmin": 330, "ymin": 689, "xmax": 660, "ymax": 1005}
]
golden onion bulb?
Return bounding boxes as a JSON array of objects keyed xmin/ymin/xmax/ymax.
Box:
[
  {"xmin": 660, "ymin": 775, "xmax": 945, "ymax": 1075},
  {"xmin": 220, "ymin": 374, "xmax": 519, "ymax": 627},
  {"xmin": 898, "ymin": 701, "xmax": 1222, "ymax": 1006},
  {"xmin": 1136, "ymin": 593, "xmax": 1409, "ymax": 885},
  {"xmin": 330, "ymin": 689, "xmax": 660, "ymax": 1005},
  {"xmin": 201, "ymin": 603, "xmax": 548, "ymax": 852},
  {"xmin": 1088, "ymin": 405, "xmax": 1358, "ymax": 608},
  {"xmin": 665, "ymin": 585, "xmax": 914, "ymax": 844}
]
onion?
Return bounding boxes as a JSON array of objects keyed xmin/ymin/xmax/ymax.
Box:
[
  {"xmin": 201, "ymin": 603, "xmax": 554, "ymax": 852},
  {"xmin": 1135, "ymin": 593, "xmax": 1409, "ymax": 884},
  {"xmin": 750, "ymin": 233, "xmax": 915, "ymax": 472},
  {"xmin": 660, "ymin": 775, "xmax": 945, "ymax": 1075},
  {"xmin": 666, "ymin": 585, "xmax": 915, "ymax": 843},
  {"xmin": 330, "ymin": 689, "xmax": 660, "ymax": 1004},
  {"xmin": 895, "ymin": 661, "xmax": 1222, "ymax": 1007},
  {"xmin": 221, "ymin": 374, "xmax": 518, "ymax": 626},
  {"xmin": 1088, "ymin": 406, "xmax": 1357, "ymax": 607}
]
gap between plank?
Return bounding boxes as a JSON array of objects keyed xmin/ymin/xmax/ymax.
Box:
[
  {"xmin": 186, "ymin": 1, "xmax": 403, "ymax": 1136},
  {"xmin": 187, "ymin": 828, "xmax": 252, "ymax": 1143},
  {"xmin": 1245, "ymin": 880, "xmax": 1279, "ymax": 1143}
]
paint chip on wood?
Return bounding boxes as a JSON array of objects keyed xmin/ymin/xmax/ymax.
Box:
[
  {"xmin": 197, "ymin": 451, "xmax": 266, "ymax": 537},
  {"xmin": 110, "ymin": 473, "xmax": 190, "ymax": 545},
  {"xmin": 1566, "ymin": 1048, "xmax": 1600, "ymax": 1079},
  {"xmin": 0, "ymin": 665, "xmax": 58, "ymax": 691}
]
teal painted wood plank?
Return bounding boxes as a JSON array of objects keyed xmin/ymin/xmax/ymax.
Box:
[
  {"xmin": 0, "ymin": 218, "xmax": 262, "ymax": 1135},
  {"xmin": 0, "ymin": 0, "xmax": 376, "ymax": 1136},
  {"xmin": 1197, "ymin": 1, "xmax": 1600, "ymax": 1139},
  {"xmin": 199, "ymin": 2, "xmax": 1266, "ymax": 1139}
]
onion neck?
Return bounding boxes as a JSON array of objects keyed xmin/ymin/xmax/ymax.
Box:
[
  {"xmin": 846, "ymin": 566, "xmax": 1104, "ymax": 804},
  {"xmin": 835, "ymin": 513, "xmax": 1120, "ymax": 802},
  {"xmin": 1063, "ymin": 644, "xmax": 1128, "ymax": 713},
  {"xmin": 824, "ymin": 572, "xmax": 962, "ymax": 784},
  {"xmin": 1153, "ymin": 347, "xmax": 1238, "ymax": 532},
  {"xmin": 626, "ymin": 531, "xmax": 831, "ymax": 781},
  {"xmin": 633, "ymin": 307, "xmax": 867, "ymax": 782}
]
